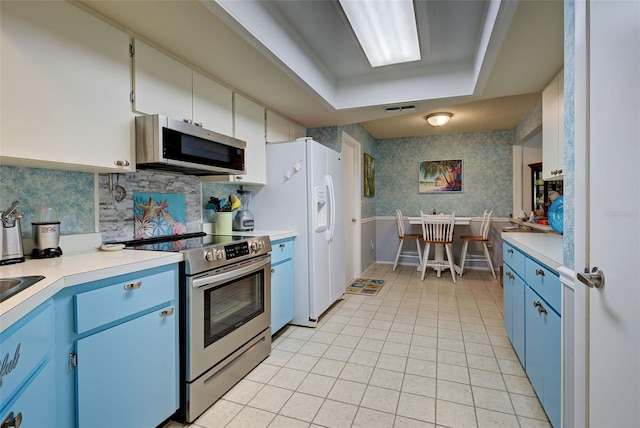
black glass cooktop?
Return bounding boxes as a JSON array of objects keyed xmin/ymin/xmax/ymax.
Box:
[{"xmin": 111, "ymin": 233, "xmax": 257, "ymax": 252}]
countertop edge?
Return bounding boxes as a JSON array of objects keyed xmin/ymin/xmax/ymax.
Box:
[
  {"xmin": 502, "ymin": 232, "xmax": 564, "ymax": 271},
  {"xmin": 0, "ymin": 251, "xmax": 183, "ymax": 332}
]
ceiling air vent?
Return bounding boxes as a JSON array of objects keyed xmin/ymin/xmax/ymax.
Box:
[{"xmin": 385, "ymin": 105, "xmax": 416, "ymax": 113}]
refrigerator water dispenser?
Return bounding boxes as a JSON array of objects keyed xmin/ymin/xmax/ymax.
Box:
[{"xmin": 313, "ymin": 186, "xmax": 328, "ymax": 232}]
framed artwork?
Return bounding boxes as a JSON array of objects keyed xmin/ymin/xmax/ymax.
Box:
[
  {"xmin": 364, "ymin": 153, "xmax": 375, "ymax": 197},
  {"xmin": 418, "ymin": 159, "xmax": 463, "ymax": 193},
  {"xmin": 133, "ymin": 192, "xmax": 187, "ymax": 239}
]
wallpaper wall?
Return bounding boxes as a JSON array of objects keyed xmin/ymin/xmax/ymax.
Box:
[
  {"xmin": 375, "ymin": 130, "xmax": 516, "ymax": 217},
  {"xmin": 564, "ymin": 0, "xmax": 575, "ymax": 269},
  {"xmin": 0, "ymin": 165, "xmax": 95, "ymax": 237}
]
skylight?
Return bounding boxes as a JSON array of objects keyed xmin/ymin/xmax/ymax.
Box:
[{"xmin": 338, "ymin": 0, "xmax": 421, "ymax": 67}]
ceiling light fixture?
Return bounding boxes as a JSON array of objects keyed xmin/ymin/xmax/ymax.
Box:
[
  {"xmin": 338, "ymin": 0, "xmax": 421, "ymax": 67},
  {"xmin": 426, "ymin": 112, "xmax": 453, "ymax": 127}
]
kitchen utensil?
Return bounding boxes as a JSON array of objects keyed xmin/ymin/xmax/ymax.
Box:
[
  {"xmin": 1, "ymin": 201, "xmax": 25, "ymax": 265},
  {"xmin": 114, "ymin": 173, "xmax": 127, "ymax": 202},
  {"xmin": 31, "ymin": 204, "xmax": 62, "ymax": 258}
]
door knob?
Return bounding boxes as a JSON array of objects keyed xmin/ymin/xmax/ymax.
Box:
[
  {"xmin": 577, "ymin": 265, "xmax": 605, "ymax": 289},
  {"xmin": 352, "ymin": 218, "xmax": 357, "ymax": 223}
]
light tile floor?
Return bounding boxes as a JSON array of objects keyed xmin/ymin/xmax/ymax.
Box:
[{"xmin": 169, "ymin": 264, "xmax": 551, "ymax": 428}]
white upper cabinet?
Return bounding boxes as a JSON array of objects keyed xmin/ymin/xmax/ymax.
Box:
[
  {"xmin": 132, "ymin": 39, "xmax": 233, "ymax": 136},
  {"xmin": 1, "ymin": 1, "xmax": 133, "ymax": 172},
  {"xmin": 193, "ymin": 71, "xmax": 233, "ymax": 136},
  {"xmin": 131, "ymin": 39, "xmax": 192, "ymax": 121},
  {"xmin": 203, "ymin": 94, "xmax": 266, "ymax": 185},
  {"xmin": 266, "ymin": 110, "xmax": 306, "ymax": 142},
  {"xmin": 542, "ymin": 69, "xmax": 564, "ymax": 180}
]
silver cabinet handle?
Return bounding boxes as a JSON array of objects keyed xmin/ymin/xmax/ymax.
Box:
[
  {"xmin": 183, "ymin": 118, "xmax": 192, "ymax": 124},
  {"xmin": 535, "ymin": 269, "xmax": 545, "ymax": 277},
  {"xmin": 506, "ymin": 271, "xmax": 514, "ymax": 280},
  {"xmin": 507, "ymin": 248, "xmax": 514, "ymax": 254},
  {"xmin": 123, "ymin": 280, "xmax": 141, "ymax": 290},
  {"xmin": 234, "ymin": 176, "xmax": 244, "ymax": 181},
  {"xmin": 533, "ymin": 300, "xmax": 548, "ymax": 315},
  {"xmin": 114, "ymin": 160, "xmax": 130, "ymax": 167},
  {"xmin": 271, "ymin": 268, "xmax": 275, "ymax": 273},
  {"xmin": 194, "ymin": 122, "xmax": 203, "ymax": 127},
  {"xmin": 159, "ymin": 307, "xmax": 174, "ymax": 317},
  {"xmin": 2, "ymin": 411, "xmax": 22, "ymax": 428},
  {"xmin": 279, "ymin": 243, "xmax": 286, "ymax": 248},
  {"xmin": 578, "ymin": 266, "xmax": 605, "ymax": 289}
]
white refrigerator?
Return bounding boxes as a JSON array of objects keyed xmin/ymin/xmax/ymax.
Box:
[{"xmin": 250, "ymin": 138, "xmax": 345, "ymax": 327}]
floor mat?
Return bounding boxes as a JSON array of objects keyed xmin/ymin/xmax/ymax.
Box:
[{"xmin": 345, "ymin": 278, "xmax": 386, "ymax": 296}]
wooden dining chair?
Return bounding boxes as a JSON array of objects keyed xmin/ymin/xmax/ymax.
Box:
[
  {"xmin": 420, "ymin": 213, "xmax": 456, "ymax": 283},
  {"xmin": 459, "ymin": 210, "xmax": 496, "ymax": 279},
  {"xmin": 393, "ymin": 209, "xmax": 423, "ymax": 271}
]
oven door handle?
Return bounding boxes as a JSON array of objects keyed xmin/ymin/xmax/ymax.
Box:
[{"xmin": 192, "ymin": 256, "xmax": 270, "ymax": 288}]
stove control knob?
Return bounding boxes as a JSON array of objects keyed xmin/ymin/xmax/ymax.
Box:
[
  {"xmin": 250, "ymin": 241, "xmax": 261, "ymax": 252},
  {"xmin": 205, "ymin": 250, "xmax": 224, "ymax": 261}
]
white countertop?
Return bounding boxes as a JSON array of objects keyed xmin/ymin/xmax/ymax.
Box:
[
  {"xmin": 1, "ymin": 229, "xmax": 297, "ymax": 330},
  {"xmin": 502, "ymin": 231, "xmax": 564, "ymax": 270},
  {"xmin": 0, "ymin": 249, "xmax": 183, "ymax": 330}
]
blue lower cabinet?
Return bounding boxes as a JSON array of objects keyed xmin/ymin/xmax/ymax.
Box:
[
  {"xmin": 0, "ymin": 360, "xmax": 56, "ymax": 428},
  {"xmin": 503, "ymin": 264, "xmax": 525, "ymax": 366},
  {"xmin": 503, "ymin": 241, "xmax": 561, "ymax": 428},
  {"xmin": 525, "ymin": 286, "xmax": 561, "ymax": 428},
  {"xmin": 270, "ymin": 238, "xmax": 295, "ymax": 334},
  {"xmin": 76, "ymin": 305, "xmax": 178, "ymax": 428},
  {"xmin": 271, "ymin": 259, "xmax": 294, "ymax": 334},
  {"xmin": 0, "ymin": 301, "xmax": 55, "ymax": 427}
]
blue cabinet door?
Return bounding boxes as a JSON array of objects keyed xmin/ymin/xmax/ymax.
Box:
[
  {"xmin": 525, "ymin": 286, "xmax": 561, "ymax": 427},
  {"xmin": 543, "ymin": 302, "xmax": 561, "ymax": 428},
  {"xmin": 525, "ymin": 287, "xmax": 545, "ymax": 398},
  {"xmin": 503, "ymin": 265, "xmax": 525, "ymax": 366},
  {"xmin": 512, "ymin": 273, "xmax": 526, "ymax": 367},
  {"xmin": 76, "ymin": 306, "xmax": 178, "ymax": 428},
  {"xmin": 0, "ymin": 360, "xmax": 56, "ymax": 428},
  {"xmin": 502, "ymin": 266, "xmax": 513, "ymax": 340},
  {"xmin": 271, "ymin": 259, "xmax": 294, "ymax": 334}
]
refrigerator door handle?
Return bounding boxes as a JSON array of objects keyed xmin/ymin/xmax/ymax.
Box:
[{"xmin": 326, "ymin": 174, "xmax": 336, "ymax": 242}]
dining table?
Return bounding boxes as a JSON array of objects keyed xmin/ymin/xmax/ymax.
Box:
[{"xmin": 407, "ymin": 216, "xmax": 473, "ymax": 277}]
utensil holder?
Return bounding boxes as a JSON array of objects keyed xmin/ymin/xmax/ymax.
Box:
[{"xmin": 214, "ymin": 212, "xmax": 232, "ymax": 234}]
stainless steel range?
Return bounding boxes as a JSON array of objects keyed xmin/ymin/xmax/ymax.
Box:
[{"xmin": 123, "ymin": 233, "xmax": 272, "ymax": 422}]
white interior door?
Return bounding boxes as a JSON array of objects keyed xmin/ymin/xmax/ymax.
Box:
[
  {"xmin": 342, "ymin": 132, "xmax": 362, "ymax": 282},
  {"xmin": 578, "ymin": 2, "xmax": 640, "ymax": 426}
]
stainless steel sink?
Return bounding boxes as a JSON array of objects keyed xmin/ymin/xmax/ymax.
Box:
[{"xmin": 0, "ymin": 275, "xmax": 45, "ymax": 303}]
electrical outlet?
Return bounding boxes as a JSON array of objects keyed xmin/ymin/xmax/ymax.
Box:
[{"xmin": 370, "ymin": 240, "xmax": 375, "ymax": 251}]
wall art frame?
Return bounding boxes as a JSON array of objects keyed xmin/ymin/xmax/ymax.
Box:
[
  {"xmin": 418, "ymin": 159, "xmax": 463, "ymax": 194},
  {"xmin": 364, "ymin": 153, "xmax": 375, "ymax": 197}
]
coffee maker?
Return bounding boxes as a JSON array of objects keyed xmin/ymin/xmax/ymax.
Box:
[
  {"xmin": 31, "ymin": 205, "xmax": 63, "ymax": 258},
  {"xmin": 232, "ymin": 189, "xmax": 255, "ymax": 231}
]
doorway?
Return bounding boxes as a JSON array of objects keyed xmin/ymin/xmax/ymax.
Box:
[{"xmin": 341, "ymin": 132, "xmax": 361, "ymax": 284}]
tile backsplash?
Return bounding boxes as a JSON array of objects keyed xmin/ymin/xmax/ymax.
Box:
[{"xmin": 0, "ymin": 165, "xmax": 242, "ymax": 242}]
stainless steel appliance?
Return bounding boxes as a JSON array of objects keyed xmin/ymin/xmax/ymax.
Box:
[
  {"xmin": 1, "ymin": 201, "xmax": 25, "ymax": 265},
  {"xmin": 232, "ymin": 189, "xmax": 255, "ymax": 231},
  {"xmin": 30, "ymin": 204, "xmax": 62, "ymax": 259},
  {"xmin": 135, "ymin": 114, "xmax": 247, "ymax": 176},
  {"xmin": 121, "ymin": 233, "xmax": 272, "ymax": 423}
]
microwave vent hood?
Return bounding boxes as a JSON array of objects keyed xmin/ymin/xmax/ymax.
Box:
[{"xmin": 135, "ymin": 115, "xmax": 246, "ymax": 176}]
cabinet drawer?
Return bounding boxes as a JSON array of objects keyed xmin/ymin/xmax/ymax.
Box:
[
  {"xmin": 503, "ymin": 242, "xmax": 526, "ymax": 277},
  {"xmin": 75, "ymin": 270, "xmax": 175, "ymax": 334},
  {"xmin": 271, "ymin": 239, "xmax": 293, "ymax": 265},
  {"xmin": 0, "ymin": 302, "xmax": 53, "ymax": 409},
  {"xmin": 525, "ymin": 258, "xmax": 560, "ymax": 313}
]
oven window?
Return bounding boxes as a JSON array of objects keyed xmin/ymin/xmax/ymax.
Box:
[{"xmin": 203, "ymin": 270, "xmax": 264, "ymax": 347}]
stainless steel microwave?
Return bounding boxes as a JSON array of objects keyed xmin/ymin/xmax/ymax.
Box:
[{"xmin": 135, "ymin": 114, "xmax": 246, "ymax": 176}]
